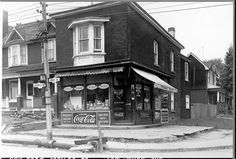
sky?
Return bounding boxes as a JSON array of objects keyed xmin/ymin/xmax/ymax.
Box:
[{"xmin": 0, "ymin": 1, "xmax": 234, "ymax": 62}]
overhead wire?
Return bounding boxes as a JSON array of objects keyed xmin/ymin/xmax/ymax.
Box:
[{"xmin": 8, "ymin": 2, "xmax": 233, "ymax": 24}]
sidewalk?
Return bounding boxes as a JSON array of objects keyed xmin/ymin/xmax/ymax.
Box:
[{"xmin": 2, "ymin": 125, "xmax": 233, "ymax": 152}]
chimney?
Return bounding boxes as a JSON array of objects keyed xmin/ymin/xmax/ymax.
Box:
[
  {"xmin": 2, "ymin": 10, "xmax": 8, "ymax": 37},
  {"xmin": 168, "ymin": 27, "xmax": 175, "ymax": 38}
]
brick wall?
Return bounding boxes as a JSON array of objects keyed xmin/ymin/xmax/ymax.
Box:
[{"xmin": 55, "ymin": 3, "xmax": 129, "ymax": 67}]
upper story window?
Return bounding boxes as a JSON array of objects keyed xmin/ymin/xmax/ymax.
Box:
[
  {"xmin": 154, "ymin": 40, "xmax": 159, "ymax": 66},
  {"xmin": 185, "ymin": 62, "xmax": 189, "ymax": 81},
  {"xmin": 69, "ymin": 17, "xmax": 110, "ymax": 66},
  {"xmin": 208, "ymin": 70, "xmax": 216, "ymax": 85},
  {"xmin": 170, "ymin": 51, "xmax": 174, "ymax": 72},
  {"xmin": 42, "ymin": 38, "xmax": 56, "ymax": 62},
  {"xmin": 8, "ymin": 44, "xmax": 28, "ymax": 67}
]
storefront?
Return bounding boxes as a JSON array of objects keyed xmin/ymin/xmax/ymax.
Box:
[{"xmin": 56, "ymin": 64, "xmax": 177, "ymax": 126}]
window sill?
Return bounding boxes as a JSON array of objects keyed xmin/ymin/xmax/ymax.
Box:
[
  {"xmin": 154, "ymin": 64, "xmax": 160, "ymax": 68},
  {"xmin": 8, "ymin": 64, "xmax": 28, "ymax": 68},
  {"xmin": 73, "ymin": 52, "xmax": 106, "ymax": 58},
  {"xmin": 41, "ymin": 61, "xmax": 56, "ymax": 63}
]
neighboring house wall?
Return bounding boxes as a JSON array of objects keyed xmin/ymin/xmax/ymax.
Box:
[
  {"xmin": 126, "ymin": 5, "xmax": 182, "ymax": 118},
  {"xmin": 180, "ymin": 58, "xmax": 191, "ymax": 118},
  {"xmin": 188, "ymin": 55, "xmax": 207, "ymax": 89},
  {"xmin": 55, "ymin": 3, "xmax": 129, "ymax": 67},
  {"xmin": 190, "ymin": 90, "xmax": 208, "ymax": 104}
]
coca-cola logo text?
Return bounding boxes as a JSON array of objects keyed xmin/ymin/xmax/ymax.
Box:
[{"xmin": 73, "ymin": 114, "xmax": 96, "ymax": 124}]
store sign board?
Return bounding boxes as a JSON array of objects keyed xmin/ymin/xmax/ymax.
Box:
[
  {"xmin": 64, "ymin": 86, "xmax": 73, "ymax": 92},
  {"xmin": 74, "ymin": 85, "xmax": 84, "ymax": 91},
  {"xmin": 87, "ymin": 84, "xmax": 97, "ymax": 90},
  {"xmin": 97, "ymin": 112, "xmax": 110, "ymax": 125},
  {"xmin": 61, "ymin": 113, "xmax": 73, "ymax": 124},
  {"xmin": 98, "ymin": 84, "xmax": 109, "ymax": 89},
  {"xmin": 73, "ymin": 112, "xmax": 96, "ymax": 124},
  {"xmin": 140, "ymin": 112, "xmax": 151, "ymax": 118},
  {"xmin": 62, "ymin": 111, "xmax": 110, "ymax": 125}
]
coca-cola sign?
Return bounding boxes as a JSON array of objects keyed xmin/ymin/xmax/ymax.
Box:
[{"xmin": 73, "ymin": 112, "xmax": 96, "ymax": 124}]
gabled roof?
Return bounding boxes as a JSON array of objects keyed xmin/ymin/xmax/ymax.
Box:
[
  {"xmin": 50, "ymin": 1, "xmax": 184, "ymax": 50},
  {"xmin": 187, "ymin": 52, "xmax": 209, "ymax": 70},
  {"xmin": 3, "ymin": 20, "xmax": 56, "ymax": 46}
]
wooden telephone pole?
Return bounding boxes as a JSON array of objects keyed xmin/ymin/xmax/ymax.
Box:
[{"xmin": 40, "ymin": 1, "xmax": 53, "ymax": 141}]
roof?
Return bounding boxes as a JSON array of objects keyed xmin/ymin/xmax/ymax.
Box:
[
  {"xmin": 50, "ymin": 2, "xmax": 184, "ymax": 50},
  {"xmin": 180, "ymin": 54, "xmax": 192, "ymax": 63},
  {"xmin": 187, "ymin": 52, "xmax": 209, "ymax": 70},
  {"xmin": 3, "ymin": 20, "xmax": 56, "ymax": 46}
]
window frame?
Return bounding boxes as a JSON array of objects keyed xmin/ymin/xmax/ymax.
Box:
[
  {"xmin": 186, "ymin": 95, "xmax": 190, "ymax": 109},
  {"xmin": 185, "ymin": 62, "xmax": 189, "ymax": 81},
  {"xmin": 8, "ymin": 44, "xmax": 28, "ymax": 67},
  {"xmin": 42, "ymin": 38, "xmax": 56, "ymax": 63},
  {"xmin": 170, "ymin": 92, "xmax": 175, "ymax": 112},
  {"xmin": 153, "ymin": 40, "xmax": 159, "ymax": 66},
  {"xmin": 73, "ymin": 24, "xmax": 105, "ymax": 56},
  {"xmin": 170, "ymin": 51, "xmax": 174, "ymax": 72}
]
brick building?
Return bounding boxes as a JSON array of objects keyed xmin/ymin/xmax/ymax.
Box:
[{"xmin": 2, "ymin": 2, "xmax": 193, "ymax": 125}]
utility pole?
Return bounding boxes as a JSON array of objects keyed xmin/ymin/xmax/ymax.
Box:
[{"xmin": 40, "ymin": 1, "xmax": 53, "ymax": 141}]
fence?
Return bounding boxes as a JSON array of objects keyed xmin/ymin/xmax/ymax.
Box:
[{"xmin": 191, "ymin": 103, "xmax": 217, "ymax": 119}]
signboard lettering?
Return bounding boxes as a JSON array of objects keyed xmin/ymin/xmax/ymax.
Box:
[
  {"xmin": 73, "ymin": 113, "xmax": 96, "ymax": 124},
  {"xmin": 62, "ymin": 113, "xmax": 73, "ymax": 124}
]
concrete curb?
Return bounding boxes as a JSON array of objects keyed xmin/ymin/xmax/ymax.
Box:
[
  {"xmin": 11, "ymin": 126, "xmax": 215, "ymax": 143},
  {"xmin": 54, "ymin": 123, "xmax": 162, "ymax": 130},
  {"xmin": 105, "ymin": 145, "xmax": 233, "ymax": 153},
  {"xmin": 1, "ymin": 138, "xmax": 74, "ymax": 150}
]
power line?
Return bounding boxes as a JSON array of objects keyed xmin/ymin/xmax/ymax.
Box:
[
  {"xmin": 48, "ymin": 2, "xmax": 233, "ymax": 23},
  {"xmin": 146, "ymin": 2, "xmax": 201, "ymax": 11},
  {"xmin": 148, "ymin": 3, "xmax": 233, "ymax": 14},
  {"xmin": 8, "ymin": 2, "xmax": 233, "ymax": 24}
]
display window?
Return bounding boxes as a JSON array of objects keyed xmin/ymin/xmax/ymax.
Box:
[
  {"xmin": 86, "ymin": 83, "xmax": 109, "ymax": 110},
  {"xmin": 63, "ymin": 85, "xmax": 85, "ymax": 111},
  {"xmin": 135, "ymin": 84, "xmax": 151, "ymax": 110},
  {"xmin": 144, "ymin": 86, "xmax": 151, "ymax": 110}
]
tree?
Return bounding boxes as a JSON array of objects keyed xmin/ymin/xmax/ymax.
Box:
[
  {"xmin": 203, "ymin": 58, "xmax": 225, "ymax": 85},
  {"xmin": 220, "ymin": 45, "xmax": 233, "ymax": 94}
]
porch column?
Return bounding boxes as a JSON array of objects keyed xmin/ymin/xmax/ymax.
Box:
[
  {"xmin": 217, "ymin": 91, "xmax": 220, "ymax": 103},
  {"xmin": 17, "ymin": 77, "xmax": 23, "ymax": 111},
  {"xmin": 54, "ymin": 82, "xmax": 58, "ymax": 93},
  {"xmin": 18, "ymin": 77, "xmax": 21, "ymax": 96}
]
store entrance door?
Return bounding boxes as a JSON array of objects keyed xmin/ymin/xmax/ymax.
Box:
[{"xmin": 113, "ymin": 88, "xmax": 132, "ymax": 124}]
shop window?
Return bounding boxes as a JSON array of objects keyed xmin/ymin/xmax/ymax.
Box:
[
  {"xmin": 86, "ymin": 83, "xmax": 109, "ymax": 110},
  {"xmin": 63, "ymin": 85, "xmax": 85, "ymax": 111},
  {"xmin": 143, "ymin": 86, "xmax": 151, "ymax": 110},
  {"xmin": 135, "ymin": 84, "xmax": 151, "ymax": 110},
  {"xmin": 135, "ymin": 84, "xmax": 143, "ymax": 110}
]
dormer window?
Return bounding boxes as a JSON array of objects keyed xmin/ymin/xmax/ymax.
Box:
[
  {"xmin": 68, "ymin": 17, "xmax": 110, "ymax": 66},
  {"xmin": 8, "ymin": 44, "xmax": 28, "ymax": 67}
]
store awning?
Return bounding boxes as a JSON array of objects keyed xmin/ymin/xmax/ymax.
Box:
[
  {"xmin": 132, "ymin": 67, "xmax": 178, "ymax": 93},
  {"xmin": 56, "ymin": 67, "xmax": 124, "ymax": 77}
]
